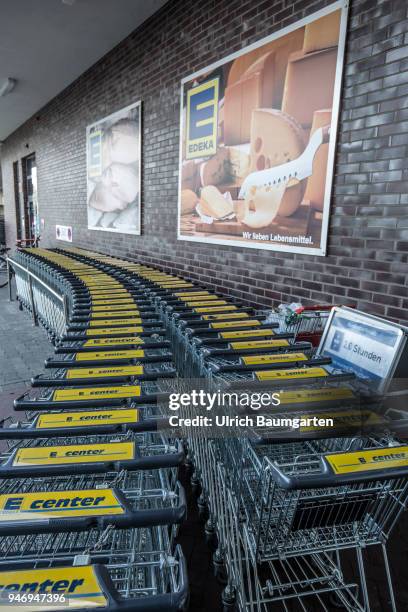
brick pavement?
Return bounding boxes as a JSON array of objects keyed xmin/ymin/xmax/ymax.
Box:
[{"xmin": 0, "ymin": 284, "xmax": 51, "ymax": 413}]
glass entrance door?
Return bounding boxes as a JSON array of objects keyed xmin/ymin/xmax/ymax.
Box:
[{"xmin": 22, "ymin": 153, "xmax": 39, "ymax": 241}]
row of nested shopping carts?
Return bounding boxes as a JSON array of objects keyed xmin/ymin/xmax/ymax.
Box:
[
  {"xmin": 8, "ymin": 245, "xmax": 408, "ymax": 612},
  {"xmin": 3, "ymin": 247, "xmax": 189, "ymax": 612}
]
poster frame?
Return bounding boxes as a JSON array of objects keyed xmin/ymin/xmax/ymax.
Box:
[
  {"xmin": 86, "ymin": 100, "xmax": 142, "ymax": 236},
  {"xmin": 177, "ymin": 0, "xmax": 349, "ymax": 256}
]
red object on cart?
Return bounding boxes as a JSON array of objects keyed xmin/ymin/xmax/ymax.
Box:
[{"xmin": 288, "ymin": 304, "xmax": 356, "ymax": 347}]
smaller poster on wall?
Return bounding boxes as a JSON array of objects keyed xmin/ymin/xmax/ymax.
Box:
[
  {"xmin": 178, "ymin": 1, "xmax": 348, "ymax": 256},
  {"xmin": 86, "ymin": 101, "xmax": 141, "ymax": 235},
  {"xmin": 56, "ymin": 225, "xmax": 72, "ymax": 242}
]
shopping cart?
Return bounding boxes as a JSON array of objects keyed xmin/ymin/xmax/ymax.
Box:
[
  {"xmin": 204, "ymin": 351, "xmax": 331, "ymax": 376},
  {"xmin": 63, "ymin": 321, "xmax": 163, "ymax": 340},
  {"xmin": 0, "ymin": 433, "xmax": 184, "ymax": 478},
  {"xmin": 67, "ymin": 315, "xmax": 162, "ymax": 330},
  {"xmin": 263, "ymin": 304, "xmax": 354, "ymax": 347},
  {"xmin": 0, "ymin": 469, "xmax": 186, "ymax": 535},
  {"xmin": 45, "ymin": 343, "xmax": 173, "ymax": 368},
  {"xmin": 54, "ymin": 337, "xmax": 171, "ymax": 353},
  {"xmin": 0, "ymin": 529, "xmax": 188, "ymax": 611},
  {"xmin": 219, "ymin": 439, "xmax": 408, "ymax": 611},
  {"xmin": 0, "ymin": 406, "xmax": 170, "ymax": 439},
  {"xmin": 209, "ymin": 364, "xmax": 355, "ymax": 389},
  {"xmin": 31, "ymin": 362, "xmax": 177, "ymax": 386},
  {"xmin": 14, "ymin": 382, "xmax": 169, "ymax": 410}
]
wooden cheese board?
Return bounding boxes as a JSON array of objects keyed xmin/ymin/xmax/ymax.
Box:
[{"xmin": 193, "ymin": 202, "xmax": 313, "ymax": 235}]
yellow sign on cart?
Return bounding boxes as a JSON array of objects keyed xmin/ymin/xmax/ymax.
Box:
[
  {"xmin": 194, "ymin": 306, "xmax": 237, "ymax": 313},
  {"xmin": 83, "ymin": 337, "xmax": 144, "ymax": 347},
  {"xmin": 85, "ymin": 326, "xmax": 142, "ymax": 336},
  {"xmin": 202, "ymin": 313, "xmax": 249, "ymax": 321},
  {"xmin": 210, "ymin": 320, "xmax": 260, "ymax": 330},
  {"xmin": 36, "ymin": 409, "xmax": 139, "ymax": 428},
  {"xmin": 52, "ymin": 386, "xmax": 141, "ymax": 401},
  {"xmin": 89, "ymin": 319, "xmax": 141, "ymax": 327},
  {"xmin": 13, "ymin": 441, "xmax": 135, "ymax": 466},
  {"xmin": 65, "ymin": 366, "xmax": 143, "ymax": 379},
  {"xmin": 0, "ymin": 488, "xmax": 124, "ymax": 520},
  {"xmin": 256, "ymin": 367, "xmax": 328, "ymax": 381},
  {"xmin": 91, "ymin": 310, "xmax": 141, "ymax": 318},
  {"xmin": 75, "ymin": 350, "xmax": 144, "ymax": 361},
  {"xmin": 230, "ymin": 339, "xmax": 290, "ymax": 350},
  {"xmin": 186, "ymin": 300, "xmax": 227, "ymax": 307},
  {"xmin": 327, "ymin": 446, "xmax": 408, "ymax": 474},
  {"xmin": 180, "ymin": 294, "xmax": 218, "ymax": 302},
  {"xmin": 92, "ymin": 304, "xmax": 138, "ymax": 312},
  {"xmin": 221, "ymin": 329, "xmax": 275, "ymax": 340},
  {"xmin": 243, "ymin": 353, "xmax": 307, "ymax": 365},
  {"xmin": 0, "ymin": 565, "xmax": 107, "ymax": 609},
  {"xmin": 279, "ymin": 387, "xmax": 355, "ymax": 405}
]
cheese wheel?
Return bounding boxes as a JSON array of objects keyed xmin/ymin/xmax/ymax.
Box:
[
  {"xmin": 249, "ymin": 109, "xmax": 306, "ymax": 217},
  {"xmin": 241, "ymin": 184, "xmax": 286, "ymax": 229},
  {"xmin": 227, "ymin": 144, "xmax": 251, "ymax": 179},
  {"xmin": 304, "ymin": 109, "xmax": 332, "ymax": 211},
  {"xmin": 181, "ymin": 160, "xmax": 200, "ymax": 191},
  {"xmin": 200, "ymin": 147, "xmax": 229, "ymax": 186}
]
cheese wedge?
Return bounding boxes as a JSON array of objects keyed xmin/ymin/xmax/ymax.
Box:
[
  {"xmin": 181, "ymin": 189, "xmax": 199, "ymax": 214},
  {"xmin": 303, "ymin": 10, "xmax": 341, "ymax": 54},
  {"xmin": 199, "ymin": 185, "xmax": 234, "ymax": 219}
]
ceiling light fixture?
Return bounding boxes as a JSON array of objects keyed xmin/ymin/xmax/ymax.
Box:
[
  {"xmin": 62, "ymin": 0, "xmax": 76, "ymax": 5},
  {"xmin": 0, "ymin": 78, "xmax": 17, "ymax": 97}
]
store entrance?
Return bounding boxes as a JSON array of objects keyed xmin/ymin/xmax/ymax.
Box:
[{"xmin": 21, "ymin": 153, "xmax": 39, "ymax": 242}]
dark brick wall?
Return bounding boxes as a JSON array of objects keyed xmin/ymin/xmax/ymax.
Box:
[{"xmin": 1, "ymin": 0, "xmax": 408, "ymax": 322}]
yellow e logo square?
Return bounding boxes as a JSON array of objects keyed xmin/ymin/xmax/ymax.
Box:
[
  {"xmin": 186, "ymin": 78, "xmax": 219, "ymax": 160},
  {"xmin": 88, "ymin": 129, "xmax": 102, "ymax": 177}
]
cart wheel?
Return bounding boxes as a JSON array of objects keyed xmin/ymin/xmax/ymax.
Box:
[
  {"xmin": 213, "ymin": 550, "xmax": 227, "ymax": 585},
  {"xmin": 181, "ymin": 590, "xmax": 190, "ymax": 612},
  {"xmin": 191, "ymin": 473, "xmax": 201, "ymax": 496},
  {"xmin": 222, "ymin": 585, "xmax": 237, "ymax": 612},
  {"xmin": 197, "ymin": 494, "xmax": 208, "ymax": 521},
  {"xmin": 328, "ymin": 591, "xmax": 348, "ymax": 608},
  {"xmin": 183, "ymin": 458, "xmax": 194, "ymax": 475},
  {"xmin": 205, "ymin": 520, "xmax": 218, "ymax": 551}
]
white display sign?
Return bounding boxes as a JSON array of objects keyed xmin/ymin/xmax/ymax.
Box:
[
  {"xmin": 56, "ymin": 225, "xmax": 72, "ymax": 242},
  {"xmin": 318, "ymin": 307, "xmax": 405, "ymax": 392}
]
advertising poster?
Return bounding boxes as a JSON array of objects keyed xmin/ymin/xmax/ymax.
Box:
[
  {"xmin": 55, "ymin": 225, "xmax": 72, "ymax": 242},
  {"xmin": 86, "ymin": 101, "xmax": 141, "ymax": 235},
  {"xmin": 178, "ymin": 2, "xmax": 348, "ymax": 255}
]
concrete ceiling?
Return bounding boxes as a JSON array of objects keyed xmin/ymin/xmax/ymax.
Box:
[{"xmin": 0, "ymin": 0, "xmax": 167, "ymax": 141}]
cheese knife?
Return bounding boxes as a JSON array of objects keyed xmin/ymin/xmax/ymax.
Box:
[{"xmin": 239, "ymin": 125, "xmax": 330, "ymax": 200}]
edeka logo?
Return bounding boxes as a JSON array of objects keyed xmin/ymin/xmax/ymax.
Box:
[
  {"xmin": 186, "ymin": 78, "xmax": 219, "ymax": 160},
  {"xmin": 88, "ymin": 129, "xmax": 102, "ymax": 178}
]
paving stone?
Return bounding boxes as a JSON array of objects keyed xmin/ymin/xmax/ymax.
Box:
[{"xmin": 0, "ymin": 285, "xmax": 51, "ymax": 416}]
